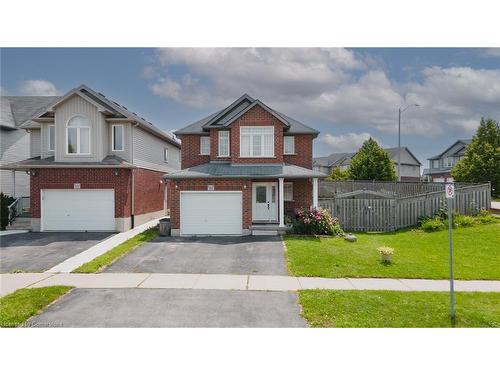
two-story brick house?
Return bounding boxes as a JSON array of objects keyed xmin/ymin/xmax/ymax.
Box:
[
  {"xmin": 165, "ymin": 94, "xmax": 325, "ymax": 236},
  {"xmin": 2, "ymin": 85, "xmax": 181, "ymax": 232}
]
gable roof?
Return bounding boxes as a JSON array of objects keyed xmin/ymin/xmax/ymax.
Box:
[
  {"xmin": 1, "ymin": 96, "xmax": 59, "ymax": 130},
  {"xmin": 19, "ymin": 84, "xmax": 180, "ymax": 147},
  {"xmin": 175, "ymin": 94, "xmax": 320, "ymax": 137},
  {"xmin": 314, "ymin": 147, "xmax": 422, "ymax": 167},
  {"xmin": 427, "ymin": 139, "xmax": 472, "ymax": 160}
]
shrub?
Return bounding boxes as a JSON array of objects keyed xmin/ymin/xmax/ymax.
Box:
[
  {"xmin": 420, "ymin": 217, "xmax": 446, "ymax": 232},
  {"xmin": 474, "ymin": 209, "xmax": 497, "ymax": 224},
  {"xmin": 454, "ymin": 214, "xmax": 475, "ymax": 228},
  {"xmin": 0, "ymin": 193, "xmax": 15, "ymax": 231},
  {"xmin": 292, "ymin": 207, "xmax": 344, "ymax": 236},
  {"xmin": 378, "ymin": 246, "xmax": 394, "ymax": 264}
]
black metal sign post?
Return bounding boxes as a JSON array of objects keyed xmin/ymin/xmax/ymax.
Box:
[{"xmin": 445, "ymin": 183, "xmax": 456, "ymax": 326}]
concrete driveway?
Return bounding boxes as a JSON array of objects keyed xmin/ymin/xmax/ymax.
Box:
[
  {"xmin": 105, "ymin": 236, "xmax": 287, "ymax": 275},
  {"xmin": 0, "ymin": 232, "xmax": 112, "ymax": 273},
  {"xmin": 27, "ymin": 288, "xmax": 307, "ymax": 327}
]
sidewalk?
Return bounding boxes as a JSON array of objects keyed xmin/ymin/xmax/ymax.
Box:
[{"xmin": 2, "ymin": 272, "xmax": 500, "ymax": 296}]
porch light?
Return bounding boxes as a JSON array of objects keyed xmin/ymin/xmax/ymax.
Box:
[{"xmin": 114, "ymin": 169, "xmax": 119, "ymax": 176}]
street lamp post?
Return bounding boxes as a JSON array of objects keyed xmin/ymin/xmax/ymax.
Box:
[{"xmin": 397, "ymin": 104, "xmax": 419, "ymax": 181}]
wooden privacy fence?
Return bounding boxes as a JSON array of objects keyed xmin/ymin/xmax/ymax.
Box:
[{"xmin": 319, "ymin": 183, "xmax": 491, "ymax": 232}]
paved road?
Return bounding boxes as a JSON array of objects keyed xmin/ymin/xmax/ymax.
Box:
[
  {"xmin": 0, "ymin": 232, "xmax": 112, "ymax": 273},
  {"xmin": 27, "ymin": 288, "xmax": 307, "ymax": 327},
  {"xmin": 105, "ymin": 236, "xmax": 287, "ymax": 275}
]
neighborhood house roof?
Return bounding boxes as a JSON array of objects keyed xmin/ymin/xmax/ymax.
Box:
[
  {"xmin": 1, "ymin": 155, "xmax": 135, "ymax": 170},
  {"xmin": 175, "ymin": 94, "xmax": 320, "ymax": 136},
  {"xmin": 1, "ymin": 96, "xmax": 59, "ymax": 130},
  {"xmin": 163, "ymin": 162, "xmax": 326, "ymax": 179},
  {"xmin": 427, "ymin": 139, "xmax": 472, "ymax": 160},
  {"xmin": 314, "ymin": 147, "xmax": 422, "ymax": 167}
]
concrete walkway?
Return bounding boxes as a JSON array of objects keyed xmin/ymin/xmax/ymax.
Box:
[{"xmin": 2, "ymin": 272, "xmax": 500, "ymax": 296}]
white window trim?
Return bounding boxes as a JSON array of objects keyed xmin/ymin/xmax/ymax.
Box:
[
  {"xmin": 111, "ymin": 124, "xmax": 124, "ymax": 152},
  {"xmin": 66, "ymin": 115, "xmax": 91, "ymax": 155},
  {"xmin": 284, "ymin": 136, "xmax": 295, "ymax": 155},
  {"xmin": 218, "ymin": 131, "xmax": 230, "ymax": 157},
  {"xmin": 284, "ymin": 182, "xmax": 293, "ymax": 201},
  {"xmin": 48, "ymin": 125, "xmax": 55, "ymax": 152},
  {"xmin": 164, "ymin": 147, "xmax": 169, "ymax": 163},
  {"xmin": 239, "ymin": 126, "xmax": 275, "ymax": 158},
  {"xmin": 200, "ymin": 136, "xmax": 210, "ymax": 155}
]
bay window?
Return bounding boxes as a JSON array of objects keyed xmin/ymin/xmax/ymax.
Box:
[
  {"xmin": 240, "ymin": 126, "xmax": 274, "ymax": 157},
  {"xmin": 218, "ymin": 131, "xmax": 230, "ymax": 157},
  {"xmin": 67, "ymin": 115, "xmax": 90, "ymax": 154}
]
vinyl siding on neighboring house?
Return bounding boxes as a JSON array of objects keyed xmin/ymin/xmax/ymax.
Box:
[
  {"xmin": 30, "ymin": 129, "xmax": 41, "ymax": 158},
  {"xmin": 40, "ymin": 123, "xmax": 55, "ymax": 159},
  {"xmin": 54, "ymin": 94, "xmax": 107, "ymax": 163},
  {"xmin": 133, "ymin": 127, "xmax": 181, "ymax": 173},
  {"xmin": 0, "ymin": 128, "xmax": 30, "ymax": 196}
]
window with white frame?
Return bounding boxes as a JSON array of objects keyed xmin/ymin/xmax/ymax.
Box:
[
  {"xmin": 48, "ymin": 125, "xmax": 55, "ymax": 151},
  {"xmin": 443, "ymin": 157, "xmax": 454, "ymax": 167},
  {"xmin": 240, "ymin": 126, "xmax": 274, "ymax": 157},
  {"xmin": 432, "ymin": 159, "xmax": 440, "ymax": 169},
  {"xmin": 163, "ymin": 147, "xmax": 169, "ymax": 162},
  {"xmin": 200, "ymin": 136, "xmax": 210, "ymax": 155},
  {"xmin": 218, "ymin": 131, "xmax": 230, "ymax": 157},
  {"xmin": 284, "ymin": 182, "xmax": 293, "ymax": 201},
  {"xmin": 112, "ymin": 125, "xmax": 124, "ymax": 151},
  {"xmin": 67, "ymin": 115, "xmax": 90, "ymax": 154},
  {"xmin": 284, "ymin": 136, "xmax": 295, "ymax": 154}
]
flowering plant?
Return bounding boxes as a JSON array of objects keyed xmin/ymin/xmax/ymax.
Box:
[{"xmin": 292, "ymin": 207, "xmax": 343, "ymax": 236}]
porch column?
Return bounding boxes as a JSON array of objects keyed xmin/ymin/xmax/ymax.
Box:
[
  {"xmin": 279, "ymin": 177, "xmax": 285, "ymax": 227},
  {"xmin": 312, "ymin": 178, "xmax": 319, "ymax": 208}
]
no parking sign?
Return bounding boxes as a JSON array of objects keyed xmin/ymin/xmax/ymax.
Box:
[
  {"xmin": 445, "ymin": 183, "xmax": 455, "ymax": 199},
  {"xmin": 445, "ymin": 182, "xmax": 455, "ymax": 325}
]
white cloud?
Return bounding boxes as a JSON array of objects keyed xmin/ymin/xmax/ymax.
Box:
[
  {"xmin": 146, "ymin": 48, "xmax": 500, "ymax": 137},
  {"xmin": 19, "ymin": 80, "xmax": 60, "ymax": 96},
  {"xmin": 320, "ymin": 132, "xmax": 373, "ymax": 152}
]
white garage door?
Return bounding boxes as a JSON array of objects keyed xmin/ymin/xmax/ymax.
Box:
[
  {"xmin": 180, "ymin": 192, "xmax": 242, "ymax": 235},
  {"xmin": 41, "ymin": 189, "xmax": 115, "ymax": 231}
]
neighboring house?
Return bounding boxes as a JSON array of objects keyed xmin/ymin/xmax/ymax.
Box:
[
  {"xmin": 1, "ymin": 96, "xmax": 57, "ymax": 199},
  {"xmin": 165, "ymin": 94, "xmax": 325, "ymax": 236},
  {"xmin": 2, "ymin": 85, "xmax": 181, "ymax": 232},
  {"xmin": 424, "ymin": 139, "xmax": 471, "ymax": 182},
  {"xmin": 313, "ymin": 147, "xmax": 422, "ymax": 181}
]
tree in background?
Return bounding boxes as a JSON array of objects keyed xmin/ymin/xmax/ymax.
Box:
[
  {"xmin": 348, "ymin": 138, "xmax": 397, "ymax": 181},
  {"xmin": 452, "ymin": 117, "xmax": 500, "ymax": 196},
  {"xmin": 326, "ymin": 166, "xmax": 349, "ymax": 181}
]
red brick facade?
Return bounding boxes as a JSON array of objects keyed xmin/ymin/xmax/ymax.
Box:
[
  {"xmin": 180, "ymin": 134, "xmax": 210, "ymax": 169},
  {"xmin": 30, "ymin": 168, "xmax": 166, "ymax": 220}
]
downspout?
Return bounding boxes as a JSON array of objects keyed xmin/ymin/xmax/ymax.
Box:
[{"xmin": 130, "ymin": 122, "xmax": 139, "ymax": 229}]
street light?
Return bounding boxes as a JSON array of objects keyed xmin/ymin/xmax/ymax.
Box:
[{"xmin": 398, "ymin": 104, "xmax": 419, "ymax": 182}]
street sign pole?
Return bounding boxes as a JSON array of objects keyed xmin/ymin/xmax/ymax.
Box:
[{"xmin": 445, "ymin": 183, "xmax": 456, "ymax": 326}]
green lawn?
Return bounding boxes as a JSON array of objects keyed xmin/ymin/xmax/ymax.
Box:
[
  {"xmin": 73, "ymin": 227, "xmax": 158, "ymax": 273},
  {"xmin": 285, "ymin": 223, "xmax": 500, "ymax": 280},
  {"xmin": 299, "ymin": 290, "xmax": 500, "ymax": 327},
  {"xmin": 0, "ymin": 286, "xmax": 74, "ymax": 327}
]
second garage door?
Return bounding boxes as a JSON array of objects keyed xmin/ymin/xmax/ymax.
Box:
[
  {"xmin": 180, "ymin": 191, "xmax": 242, "ymax": 235},
  {"xmin": 41, "ymin": 189, "xmax": 115, "ymax": 231}
]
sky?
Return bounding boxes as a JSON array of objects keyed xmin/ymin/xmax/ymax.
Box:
[{"xmin": 2, "ymin": 47, "xmax": 500, "ymax": 167}]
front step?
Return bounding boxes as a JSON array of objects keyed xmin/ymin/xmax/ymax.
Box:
[
  {"xmin": 7, "ymin": 217, "xmax": 32, "ymax": 231},
  {"xmin": 250, "ymin": 224, "xmax": 290, "ymax": 236}
]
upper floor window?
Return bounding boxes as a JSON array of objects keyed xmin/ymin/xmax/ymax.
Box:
[
  {"xmin": 240, "ymin": 126, "xmax": 274, "ymax": 157},
  {"xmin": 443, "ymin": 157, "xmax": 454, "ymax": 167},
  {"xmin": 164, "ymin": 147, "xmax": 169, "ymax": 163},
  {"xmin": 67, "ymin": 115, "xmax": 90, "ymax": 154},
  {"xmin": 284, "ymin": 136, "xmax": 295, "ymax": 155},
  {"xmin": 432, "ymin": 159, "xmax": 440, "ymax": 169},
  {"xmin": 218, "ymin": 131, "xmax": 230, "ymax": 157},
  {"xmin": 48, "ymin": 125, "xmax": 55, "ymax": 152},
  {"xmin": 112, "ymin": 125, "xmax": 124, "ymax": 151},
  {"xmin": 200, "ymin": 136, "xmax": 210, "ymax": 155}
]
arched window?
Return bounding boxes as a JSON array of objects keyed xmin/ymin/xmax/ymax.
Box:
[{"xmin": 67, "ymin": 115, "xmax": 90, "ymax": 154}]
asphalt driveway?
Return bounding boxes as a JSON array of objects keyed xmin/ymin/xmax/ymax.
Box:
[
  {"xmin": 27, "ymin": 288, "xmax": 306, "ymax": 327},
  {"xmin": 105, "ymin": 236, "xmax": 287, "ymax": 275},
  {"xmin": 0, "ymin": 232, "xmax": 112, "ymax": 273}
]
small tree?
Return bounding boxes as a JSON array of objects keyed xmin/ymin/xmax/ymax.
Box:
[
  {"xmin": 452, "ymin": 117, "xmax": 500, "ymax": 196},
  {"xmin": 0, "ymin": 193, "xmax": 15, "ymax": 231},
  {"xmin": 347, "ymin": 138, "xmax": 397, "ymax": 181},
  {"xmin": 326, "ymin": 166, "xmax": 349, "ymax": 181}
]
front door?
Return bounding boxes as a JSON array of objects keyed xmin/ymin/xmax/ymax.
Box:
[{"xmin": 252, "ymin": 182, "xmax": 278, "ymax": 222}]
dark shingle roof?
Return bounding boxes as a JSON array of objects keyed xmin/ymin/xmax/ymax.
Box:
[
  {"xmin": 315, "ymin": 147, "xmax": 422, "ymax": 167},
  {"xmin": 1, "ymin": 96, "xmax": 59, "ymax": 129},
  {"xmin": 2, "ymin": 155, "xmax": 135, "ymax": 170},
  {"xmin": 175, "ymin": 94, "xmax": 320, "ymax": 137},
  {"xmin": 164, "ymin": 162, "xmax": 326, "ymax": 179},
  {"xmin": 427, "ymin": 139, "xmax": 472, "ymax": 160}
]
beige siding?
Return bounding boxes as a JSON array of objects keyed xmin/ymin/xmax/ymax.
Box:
[
  {"xmin": 108, "ymin": 122, "xmax": 132, "ymax": 162},
  {"xmin": 40, "ymin": 123, "xmax": 55, "ymax": 159},
  {"xmin": 54, "ymin": 94, "xmax": 106, "ymax": 162},
  {"xmin": 30, "ymin": 129, "xmax": 41, "ymax": 158},
  {"xmin": 133, "ymin": 127, "xmax": 180, "ymax": 172}
]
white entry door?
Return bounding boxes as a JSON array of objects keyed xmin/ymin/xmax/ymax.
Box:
[
  {"xmin": 252, "ymin": 182, "xmax": 278, "ymax": 222},
  {"xmin": 41, "ymin": 189, "xmax": 115, "ymax": 231}
]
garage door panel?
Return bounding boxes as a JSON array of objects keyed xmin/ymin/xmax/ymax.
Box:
[
  {"xmin": 42, "ymin": 189, "xmax": 115, "ymax": 231},
  {"xmin": 180, "ymin": 192, "xmax": 242, "ymax": 235}
]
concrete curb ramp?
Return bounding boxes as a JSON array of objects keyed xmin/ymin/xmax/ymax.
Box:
[{"xmin": 2, "ymin": 273, "xmax": 500, "ymax": 296}]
